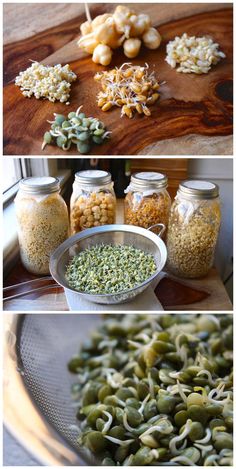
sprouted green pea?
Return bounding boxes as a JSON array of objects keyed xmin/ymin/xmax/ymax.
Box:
[
  {"xmin": 65, "ymin": 244, "xmax": 157, "ymax": 294},
  {"xmin": 68, "ymin": 314, "xmax": 233, "ymax": 466},
  {"xmin": 42, "ymin": 105, "xmax": 111, "ymax": 153}
]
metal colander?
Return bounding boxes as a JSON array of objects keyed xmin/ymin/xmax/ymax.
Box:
[
  {"xmin": 4, "ymin": 314, "xmax": 103, "ymax": 466},
  {"xmin": 50, "ymin": 224, "xmax": 167, "ymax": 305}
]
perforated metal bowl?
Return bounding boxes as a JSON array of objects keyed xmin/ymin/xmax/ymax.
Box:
[
  {"xmin": 4, "ymin": 314, "xmax": 103, "ymax": 466},
  {"xmin": 50, "ymin": 224, "xmax": 167, "ymax": 305}
]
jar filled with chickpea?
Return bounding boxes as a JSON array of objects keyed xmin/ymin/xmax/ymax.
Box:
[
  {"xmin": 166, "ymin": 180, "xmax": 221, "ymax": 278},
  {"xmin": 124, "ymin": 172, "xmax": 171, "ymax": 231},
  {"xmin": 70, "ymin": 170, "xmax": 116, "ymax": 234}
]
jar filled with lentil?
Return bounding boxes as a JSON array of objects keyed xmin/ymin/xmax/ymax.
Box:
[
  {"xmin": 167, "ymin": 180, "xmax": 221, "ymax": 278},
  {"xmin": 70, "ymin": 170, "xmax": 116, "ymax": 234},
  {"xmin": 15, "ymin": 177, "xmax": 69, "ymax": 275},
  {"xmin": 124, "ymin": 172, "xmax": 171, "ymax": 230}
]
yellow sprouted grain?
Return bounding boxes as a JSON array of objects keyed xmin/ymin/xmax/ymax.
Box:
[{"xmin": 94, "ymin": 63, "xmax": 160, "ymax": 118}]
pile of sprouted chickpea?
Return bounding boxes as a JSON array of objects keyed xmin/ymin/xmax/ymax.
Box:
[{"xmin": 78, "ymin": 5, "xmax": 162, "ymax": 66}]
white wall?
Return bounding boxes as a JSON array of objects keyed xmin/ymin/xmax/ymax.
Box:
[{"xmin": 188, "ymin": 159, "xmax": 233, "ymax": 299}]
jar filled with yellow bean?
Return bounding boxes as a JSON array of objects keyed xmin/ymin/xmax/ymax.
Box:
[
  {"xmin": 124, "ymin": 172, "xmax": 171, "ymax": 230},
  {"xmin": 166, "ymin": 180, "xmax": 221, "ymax": 278},
  {"xmin": 15, "ymin": 177, "xmax": 69, "ymax": 275},
  {"xmin": 70, "ymin": 170, "xmax": 116, "ymax": 234}
]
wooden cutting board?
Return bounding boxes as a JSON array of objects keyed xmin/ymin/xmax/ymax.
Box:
[{"xmin": 3, "ymin": 5, "xmax": 233, "ymax": 155}]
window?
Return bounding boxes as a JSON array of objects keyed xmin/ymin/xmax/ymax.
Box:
[
  {"xmin": 2, "ymin": 158, "xmax": 55, "ymax": 205},
  {"xmin": 2, "ymin": 159, "xmax": 23, "ymax": 193}
]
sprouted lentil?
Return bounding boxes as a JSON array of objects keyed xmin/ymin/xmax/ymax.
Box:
[
  {"xmin": 65, "ymin": 244, "xmax": 157, "ymax": 294},
  {"xmin": 68, "ymin": 314, "xmax": 233, "ymax": 466},
  {"xmin": 42, "ymin": 106, "xmax": 110, "ymax": 154},
  {"xmin": 15, "ymin": 61, "xmax": 77, "ymax": 102},
  {"xmin": 94, "ymin": 63, "xmax": 160, "ymax": 118},
  {"xmin": 166, "ymin": 34, "xmax": 226, "ymax": 74}
]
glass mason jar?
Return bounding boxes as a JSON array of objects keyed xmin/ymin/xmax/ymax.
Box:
[
  {"xmin": 166, "ymin": 180, "xmax": 221, "ymax": 278},
  {"xmin": 15, "ymin": 177, "xmax": 69, "ymax": 275},
  {"xmin": 124, "ymin": 172, "xmax": 171, "ymax": 230},
  {"xmin": 70, "ymin": 170, "xmax": 116, "ymax": 234}
]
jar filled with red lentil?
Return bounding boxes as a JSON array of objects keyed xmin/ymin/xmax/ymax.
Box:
[
  {"xmin": 70, "ymin": 170, "xmax": 116, "ymax": 234},
  {"xmin": 124, "ymin": 172, "xmax": 171, "ymax": 230}
]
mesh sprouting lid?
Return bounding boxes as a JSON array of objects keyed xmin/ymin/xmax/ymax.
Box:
[
  {"xmin": 19, "ymin": 177, "xmax": 60, "ymax": 194},
  {"xmin": 75, "ymin": 170, "xmax": 111, "ymax": 185},
  {"xmin": 179, "ymin": 180, "xmax": 219, "ymax": 199},
  {"xmin": 131, "ymin": 172, "xmax": 168, "ymax": 189}
]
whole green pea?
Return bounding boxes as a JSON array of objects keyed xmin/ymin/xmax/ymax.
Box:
[
  {"xmin": 77, "ymin": 142, "xmax": 91, "ymax": 154},
  {"xmin": 68, "ymin": 356, "xmax": 83, "ymax": 372},
  {"xmin": 174, "ymin": 410, "xmax": 188, "ymax": 427},
  {"xmin": 132, "ymin": 446, "xmax": 154, "ymax": 466},
  {"xmin": 114, "ymin": 445, "xmax": 129, "ymax": 463},
  {"xmin": 85, "ymin": 431, "xmax": 107, "ymax": 453},
  {"xmin": 96, "ymin": 417, "xmax": 105, "ymax": 432},
  {"xmin": 78, "ymin": 131, "xmax": 90, "ymax": 142},
  {"xmin": 126, "ymin": 398, "xmax": 140, "ymax": 409},
  {"xmin": 55, "ymin": 114, "xmax": 66, "ymax": 125},
  {"xmin": 125, "ymin": 406, "xmax": 143, "ymax": 427},
  {"xmin": 115, "ymin": 407, "xmax": 124, "ymax": 424},
  {"xmin": 152, "ymin": 340, "xmax": 175, "ymax": 353},
  {"xmin": 87, "ymin": 405, "xmax": 105, "ymax": 427},
  {"xmin": 98, "ymin": 385, "xmax": 112, "ymax": 402},
  {"xmin": 94, "ymin": 128, "xmax": 105, "ymax": 136},
  {"xmin": 92, "ymin": 135, "xmax": 103, "ymax": 145},
  {"xmin": 206, "ymin": 404, "xmax": 223, "ymax": 417},
  {"xmin": 143, "ymin": 399, "xmax": 158, "ymax": 421},
  {"xmin": 116, "ymin": 387, "xmax": 134, "ymax": 401},
  {"xmin": 56, "ymin": 135, "xmax": 67, "ymax": 147},
  {"xmin": 137, "ymin": 382, "xmax": 150, "ymax": 400},
  {"xmin": 209, "ymin": 418, "xmax": 225, "ymax": 430},
  {"xmin": 187, "ymin": 404, "xmax": 208, "ymax": 424},
  {"xmin": 157, "ymin": 395, "xmax": 176, "ymax": 414},
  {"xmin": 108, "ymin": 425, "xmax": 125, "ymax": 440},
  {"xmin": 214, "ymin": 433, "xmax": 233, "ymax": 451},
  {"xmin": 62, "ymin": 120, "xmax": 70, "ymax": 129},
  {"xmin": 68, "ymin": 111, "xmax": 76, "ymax": 119},
  {"xmin": 43, "ymin": 131, "xmax": 52, "ymax": 144},
  {"xmin": 189, "ymin": 422, "xmax": 205, "ymax": 442}
]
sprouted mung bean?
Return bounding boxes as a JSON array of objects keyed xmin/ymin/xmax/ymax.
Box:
[
  {"xmin": 95, "ymin": 63, "xmax": 160, "ymax": 118},
  {"xmin": 68, "ymin": 314, "xmax": 233, "ymax": 466},
  {"xmin": 65, "ymin": 245, "xmax": 157, "ymax": 294},
  {"xmin": 15, "ymin": 61, "xmax": 77, "ymax": 103},
  {"xmin": 42, "ymin": 106, "xmax": 111, "ymax": 154},
  {"xmin": 166, "ymin": 34, "xmax": 226, "ymax": 74}
]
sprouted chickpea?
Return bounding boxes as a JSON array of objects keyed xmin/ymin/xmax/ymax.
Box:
[{"xmin": 78, "ymin": 5, "xmax": 162, "ymax": 66}]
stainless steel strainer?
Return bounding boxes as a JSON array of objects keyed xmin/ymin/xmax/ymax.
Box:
[
  {"xmin": 50, "ymin": 224, "xmax": 167, "ymax": 305},
  {"xmin": 4, "ymin": 314, "xmax": 103, "ymax": 466}
]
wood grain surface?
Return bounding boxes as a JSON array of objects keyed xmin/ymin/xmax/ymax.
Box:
[{"xmin": 3, "ymin": 4, "xmax": 233, "ymax": 155}]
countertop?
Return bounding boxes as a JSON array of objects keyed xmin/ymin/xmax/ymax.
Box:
[{"xmin": 3, "ymin": 201, "xmax": 232, "ymax": 311}]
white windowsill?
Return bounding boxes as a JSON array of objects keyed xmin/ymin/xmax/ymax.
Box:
[{"xmin": 3, "ymin": 169, "xmax": 71, "ymax": 270}]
